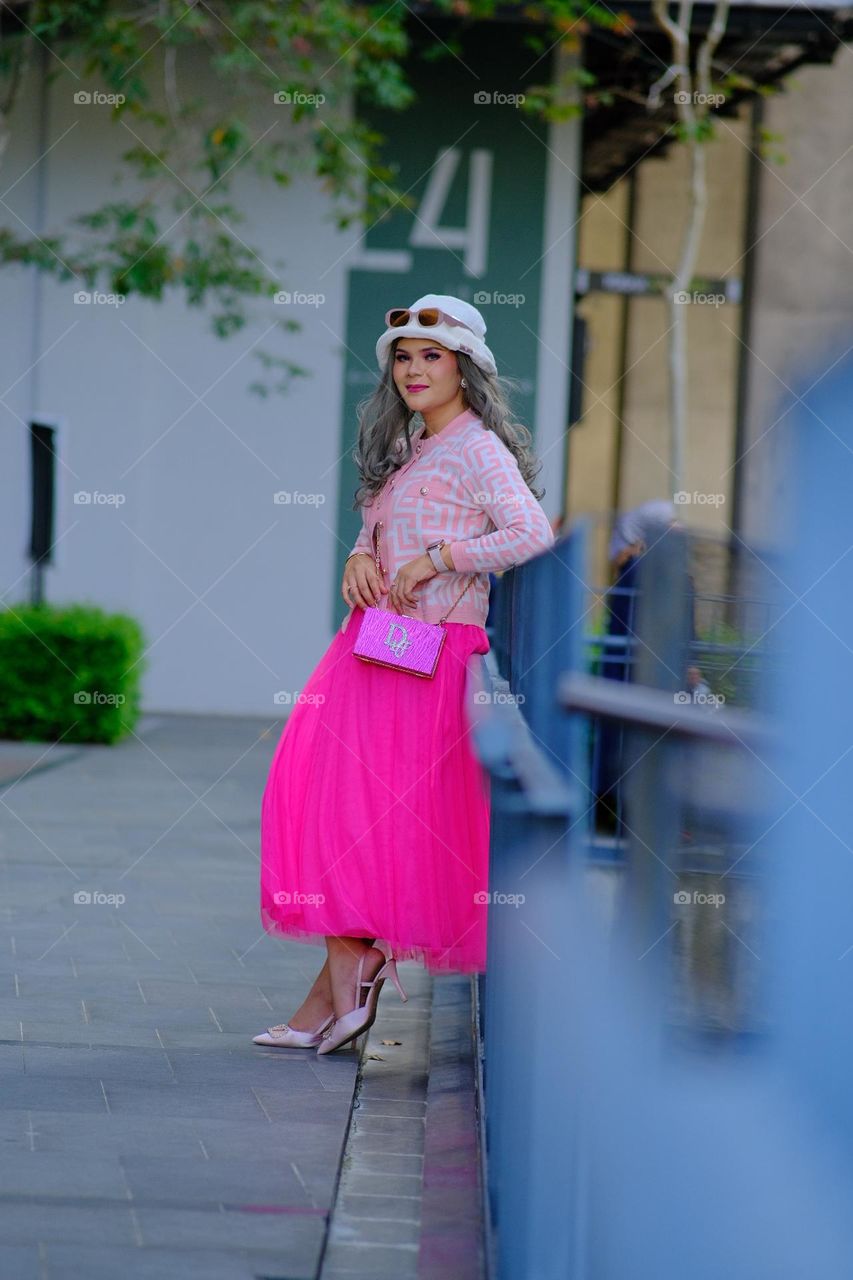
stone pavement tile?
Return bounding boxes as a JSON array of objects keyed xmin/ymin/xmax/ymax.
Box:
[
  {"xmin": 41, "ymin": 1244, "xmax": 282, "ymax": 1280},
  {"xmin": 320, "ymin": 964, "xmax": 431, "ymax": 1278},
  {"xmin": 10, "ymin": 960, "xmax": 160, "ymax": 983},
  {"xmin": 354, "ymin": 1098, "xmax": 428, "ymax": 1118},
  {"xmin": 177, "ymin": 969, "xmax": 277, "ymax": 990},
  {"xmin": 356, "ymin": 1150, "xmax": 424, "ymax": 1175},
  {"xmin": 41, "ymin": 1243, "xmax": 303, "ymax": 1280},
  {"xmin": 0, "ymin": 1152, "xmax": 128, "ymax": 1198},
  {"xmin": 336, "ymin": 1170, "xmax": 423, "ymax": 1200},
  {"xmin": 192, "ymin": 1117, "xmax": 346, "ymax": 1162},
  {"xmin": 141, "ymin": 1029, "xmax": 258, "ymax": 1051},
  {"xmin": 0, "ymin": 1111, "xmax": 209, "ymax": 1158},
  {"xmin": 0, "ymin": 1113, "xmax": 37, "ymax": 1153},
  {"xmin": 120, "ymin": 1155, "xmax": 313, "ymax": 1207},
  {"xmin": 332, "ymin": 1214, "xmax": 420, "ymax": 1246},
  {"xmin": 250, "ymin": 1084, "xmax": 356, "ymax": 1124},
  {"xmin": 133, "ymin": 1204, "xmax": 326, "ymax": 1252},
  {"xmin": 323, "ymin": 1269, "xmax": 417, "ymax": 1280},
  {"xmin": 339, "ymin": 1073, "xmax": 430, "ymax": 1102},
  {"xmin": 417, "ymin": 974, "xmax": 484, "ymax": 1280},
  {"xmin": 137, "ymin": 979, "xmax": 273, "ymax": 1005},
  {"xmin": 0, "ymin": 1042, "xmax": 25, "ymax": 1072},
  {"xmin": 0, "ymin": 1075, "xmax": 110, "ymax": 1113},
  {"xmin": 0, "ymin": 717, "xmax": 381, "ymax": 1275},
  {"xmin": 306, "ymin": 1074, "xmax": 356, "ymax": 1095},
  {"xmin": 219, "ymin": 1059, "xmax": 334, "ymax": 1093},
  {"xmin": 348, "ymin": 1115, "xmax": 426, "ymax": 1146},
  {"xmin": 0, "ymin": 997, "xmax": 89, "ymax": 1024},
  {"xmin": 18, "ymin": 1024, "xmax": 168, "ymax": 1049},
  {"xmin": 3, "ymin": 935, "xmax": 129, "ymax": 964},
  {"xmin": 21, "ymin": 1045, "xmax": 175, "ymax": 1081},
  {"xmin": 0, "ymin": 1203, "xmax": 138, "ymax": 1246},
  {"xmin": 13, "ymin": 973, "xmax": 148, "ymax": 1000},
  {"xmin": 337, "ymin": 1192, "xmax": 423, "ymax": 1221},
  {"xmin": 320, "ymin": 1242, "xmax": 419, "ymax": 1279},
  {"xmin": 0, "ymin": 1245, "xmax": 40, "ymax": 1280},
  {"xmin": 157, "ymin": 1049, "xmax": 293, "ymax": 1083},
  {"xmin": 1, "ymin": 1110, "xmax": 344, "ymax": 1165},
  {"xmin": 79, "ymin": 1001, "xmax": 223, "ymax": 1030},
  {"xmin": 286, "ymin": 1159, "xmax": 339, "ymax": 1206},
  {"xmin": 164, "ymin": 1048, "xmax": 319, "ymax": 1084},
  {"xmin": 98, "ymin": 1080, "xmax": 278, "ymax": 1120},
  {"xmin": 0, "ymin": 957, "xmax": 84, "ymax": 978}
]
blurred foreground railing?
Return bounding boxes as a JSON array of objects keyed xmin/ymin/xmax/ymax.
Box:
[{"xmin": 469, "ymin": 366, "xmax": 853, "ymax": 1279}]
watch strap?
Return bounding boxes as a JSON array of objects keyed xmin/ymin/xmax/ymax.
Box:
[{"xmin": 428, "ymin": 543, "xmax": 449, "ymax": 574}]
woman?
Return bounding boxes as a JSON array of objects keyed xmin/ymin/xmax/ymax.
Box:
[{"xmin": 256, "ymin": 294, "xmax": 555, "ymax": 1055}]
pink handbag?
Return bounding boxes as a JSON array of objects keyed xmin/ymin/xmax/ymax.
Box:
[{"xmin": 352, "ymin": 521, "xmax": 476, "ymax": 678}]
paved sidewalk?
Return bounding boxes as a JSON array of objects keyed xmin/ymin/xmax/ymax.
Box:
[
  {"xmin": 0, "ymin": 716, "xmax": 377, "ymax": 1278},
  {"xmin": 0, "ymin": 714, "xmax": 484, "ymax": 1280}
]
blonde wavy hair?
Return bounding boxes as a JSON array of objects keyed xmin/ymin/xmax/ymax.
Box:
[{"xmin": 350, "ymin": 338, "xmax": 545, "ymax": 510}]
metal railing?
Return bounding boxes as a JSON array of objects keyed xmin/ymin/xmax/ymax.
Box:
[{"xmin": 470, "ymin": 446, "xmax": 853, "ymax": 1279}]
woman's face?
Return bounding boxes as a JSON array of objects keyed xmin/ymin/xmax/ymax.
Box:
[{"xmin": 391, "ymin": 337, "xmax": 462, "ymax": 413}]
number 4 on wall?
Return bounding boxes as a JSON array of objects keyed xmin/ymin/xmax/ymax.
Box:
[
  {"xmin": 410, "ymin": 148, "xmax": 492, "ymax": 277},
  {"xmin": 353, "ymin": 148, "xmax": 493, "ymax": 277}
]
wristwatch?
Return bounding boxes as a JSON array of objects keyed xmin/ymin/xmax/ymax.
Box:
[{"xmin": 426, "ymin": 539, "xmax": 451, "ymax": 573}]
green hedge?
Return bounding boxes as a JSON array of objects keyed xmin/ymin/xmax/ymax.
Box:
[{"xmin": 0, "ymin": 604, "xmax": 147, "ymax": 744}]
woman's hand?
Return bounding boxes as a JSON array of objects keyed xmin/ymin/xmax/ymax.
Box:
[
  {"xmin": 342, "ymin": 553, "xmax": 387, "ymax": 611},
  {"xmin": 389, "ymin": 554, "xmax": 436, "ymax": 614}
]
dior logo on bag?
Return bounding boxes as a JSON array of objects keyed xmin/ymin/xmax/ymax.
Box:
[
  {"xmin": 353, "ymin": 602, "xmax": 446, "ymax": 677},
  {"xmin": 384, "ymin": 619, "xmax": 412, "ymax": 658}
]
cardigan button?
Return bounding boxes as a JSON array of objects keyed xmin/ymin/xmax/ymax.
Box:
[{"xmin": 419, "ymin": 485, "xmax": 429, "ymax": 495}]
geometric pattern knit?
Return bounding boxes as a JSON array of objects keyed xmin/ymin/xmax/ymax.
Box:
[{"xmin": 343, "ymin": 407, "xmax": 555, "ymax": 628}]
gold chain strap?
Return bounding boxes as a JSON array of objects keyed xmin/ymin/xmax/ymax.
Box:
[
  {"xmin": 372, "ymin": 521, "xmax": 477, "ymax": 624},
  {"xmin": 371, "ymin": 520, "xmax": 383, "ymax": 577}
]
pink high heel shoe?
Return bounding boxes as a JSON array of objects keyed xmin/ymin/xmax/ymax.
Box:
[
  {"xmin": 316, "ymin": 947, "xmax": 408, "ymax": 1056},
  {"xmin": 252, "ymin": 1011, "xmax": 335, "ymax": 1048}
]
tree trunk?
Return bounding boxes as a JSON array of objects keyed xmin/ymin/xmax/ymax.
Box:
[{"xmin": 652, "ymin": 0, "xmax": 731, "ymax": 495}]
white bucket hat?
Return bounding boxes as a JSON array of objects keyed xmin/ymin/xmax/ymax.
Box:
[{"xmin": 375, "ymin": 293, "xmax": 497, "ymax": 377}]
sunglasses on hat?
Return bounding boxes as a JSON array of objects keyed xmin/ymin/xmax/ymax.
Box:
[{"xmin": 385, "ymin": 306, "xmax": 472, "ymax": 332}]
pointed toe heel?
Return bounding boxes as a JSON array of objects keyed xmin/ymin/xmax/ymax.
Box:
[{"xmin": 252, "ymin": 1011, "xmax": 335, "ymax": 1048}]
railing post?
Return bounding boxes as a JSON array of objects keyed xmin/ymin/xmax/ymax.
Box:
[
  {"xmin": 473, "ymin": 529, "xmax": 591, "ymax": 1280},
  {"xmin": 618, "ymin": 530, "xmax": 693, "ymax": 975}
]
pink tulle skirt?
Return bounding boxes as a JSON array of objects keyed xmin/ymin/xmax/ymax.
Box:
[{"xmin": 259, "ymin": 605, "xmax": 491, "ymax": 973}]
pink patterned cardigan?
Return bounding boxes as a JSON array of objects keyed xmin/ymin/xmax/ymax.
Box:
[{"xmin": 341, "ymin": 408, "xmax": 556, "ymax": 630}]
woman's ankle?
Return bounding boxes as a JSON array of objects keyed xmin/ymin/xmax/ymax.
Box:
[
  {"xmin": 287, "ymin": 990, "xmax": 334, "ymax": 1032},
  {"xmin": 328, "ymin": 942, "xmax": 386, "ymax": 1017}
]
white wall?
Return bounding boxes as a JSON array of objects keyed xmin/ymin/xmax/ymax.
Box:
[{"xmin": 1, "ymin": 51, "xmax": 359, "ymax": 715}]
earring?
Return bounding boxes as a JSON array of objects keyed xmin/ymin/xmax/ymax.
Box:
[{"xmin": 460, "ymin": 378, "xmax": 467, "ymax": 389}]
